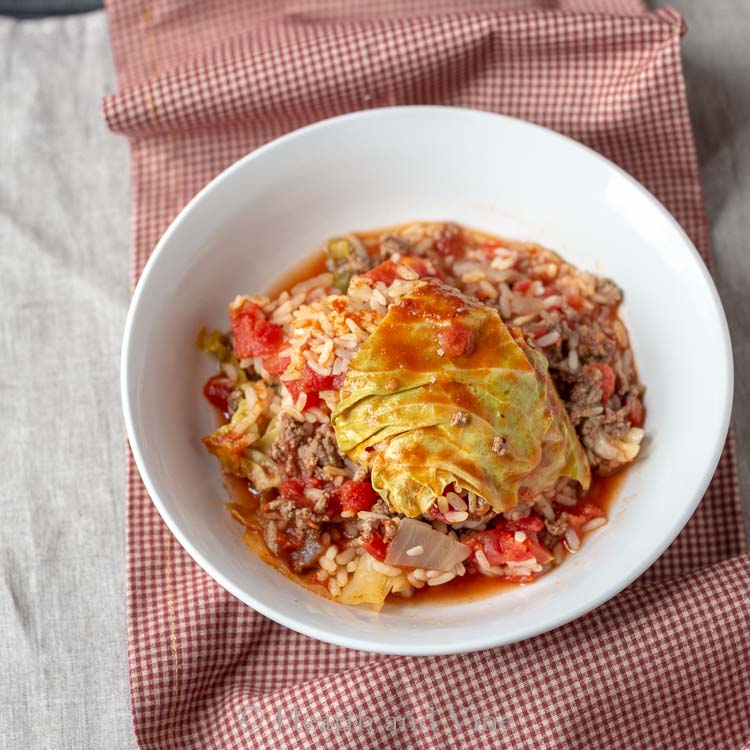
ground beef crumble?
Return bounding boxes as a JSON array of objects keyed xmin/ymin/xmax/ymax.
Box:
[
  {"xmin": 297, "ymin": 423, "xmax": 345, "ymax": 479},
  {"xmin": 264, "ymin": 414, "xmax": 354, "ymax": 571},
  {"xmin": 270, "ymin": 415, "xmax": 346, "ymax": 480},
  {"xmin": 545, "ymin": 516, "xmax": 568, "ymax": 537},
  {"xmin": 270, "ymin": 413, "xmax": 307, "ymax": 476},
  {"xmin": 492, "ymin": 436, "xmax": 508, "ymax": 456},
  {"xmin": 527, "ymin": 294, "xmax": 644, "ymax": 473},
  {"xmin": 451, "ymin": 410, "xmax": 468, "ymax": 427}
]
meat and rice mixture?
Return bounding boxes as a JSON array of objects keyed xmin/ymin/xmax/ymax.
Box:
[{"xmin": 198, "ymin": 222, "xmax": 646, "ymax": 608}]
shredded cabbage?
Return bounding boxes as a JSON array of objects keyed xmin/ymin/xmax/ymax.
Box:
[
  {"xmin": 202, "ymin": 399, "xmax": 280, "ymax": 490},
  {"xmin": 337, "ymin": 553, "xmax": 394, "ymax": 610}
]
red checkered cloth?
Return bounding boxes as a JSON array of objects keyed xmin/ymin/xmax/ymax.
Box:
[{"xmin": 105, "ymin": 2, "xmax": 750, "ymax": 748}]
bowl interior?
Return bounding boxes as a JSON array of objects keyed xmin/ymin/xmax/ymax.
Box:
[{"xmin": 123, "ymin": 107, "xmax": 731, "ymax": 654}]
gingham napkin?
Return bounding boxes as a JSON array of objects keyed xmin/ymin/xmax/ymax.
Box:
[{"xmin": 104, "ymin": 2, "xmax": 750, "ymax": 748}]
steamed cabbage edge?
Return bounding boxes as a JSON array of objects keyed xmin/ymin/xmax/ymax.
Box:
[
  {"xmin": 337, "ymin": 552, "xmax": 412, "ymax": 610},
  {"xmin": 202, "ymin": 399, "xmax": 281, "ymax": 490},
  {"xmin": 332, "ymin": 280, "xmax": 589, "ymax": 516}
]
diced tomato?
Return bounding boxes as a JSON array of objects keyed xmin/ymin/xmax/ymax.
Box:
[
  {"xmin": 629, "ymin": 398, "xmax": 645, "ymax": 427},
  {"xmin": 300, "ymin": 364, "xmax": 340, "ymax": 392},
  {"xmin": 202, "ymin": 374, "xmax": 234, "ymax": 413},
  {"xmin": 285, "ymin": 362, "xmax": 345, "ymax": 412},
  {"xmin": 364, "ymin": 260, "xmax": 399, "ymax": 286},
  {"xmin": 279, "ymin": 478, "xmax": 307, "ymax": 504},
  {"xmin": 303, "ymin": 392, "xmax": 320, "ymax": 410},
  {"xmin": 334, "ymin": 480, "xmax": 379, "ymax": 513},
  {"xmin": 229, "ymin": 300, "xmax": 261, "ymax": 357},
  {"xmin": 285, "ymin": 379, "xmax": 321, "ymax": 411},
  {"xmin": 230, "ymin": 300, "xmax": 284, "ymax": 358},
  {"xmin": 325, "ymin": 498, "xmax": 343, "ymax": 518},
  {"xmin": 251, "ymin": 320, "xmax": 284, "ymax": 355},
  {"xmin": 434, "ymin": 226, "xmax": 464, "ymax": 257},
  {"xmin": 362, "ymin": 531, "xmax": 388, "ymax": 562},
  {"xmin": 280, "ymin": 476, "xmax": 340, "ymax": 514},
  {"xmin": 438, "ymin": 323, "xmax": 475, "ymax": 358},
  {"xmin": 303, "ymin": 391, "xmax": 322, "ymax": 409},
  {"xmin": 525, "ymin": 537, "xmax": 554, "ymax": 565},
  {"xmin": 586, "ymin": 363, "xmax": 616, "ymax": 404},
  {"xmin": 364, "ymin": 257, "xmax": 436, "ymax": 286},
  {"xmin": 320, "ymin": 477, "xmax": 342, "ymax": 516},
  {"xmin": 564, "ymin": 503, "xmax": 605, "ymax": 535},
  {"xmin": 463, "ymin": 529, "xmax": 532, "ymax": 566},
  {"xmin": 499, "ymin": 516, "xmax": 545, "ymax": 535},
  {"xmin": 512, "ymin": 278, "xmax": 532, "ymax": 294},
  {"xmin": 263, "ymin": 353, "xmax": 290, "ymax": 378},
  {"xmin": 565, "ymin": 293, "xmax": 583, "ymax": 310},
  {"xmin": 485, "ymin": 516, "xmax": 551, "ymax": 565},
  {"xmin": 279, "ymin": 477, "xmax": 341, "ymax": 518},
  {"xmin": 480, "ymin": 240, "xmax": 503, "ymax": 252}
]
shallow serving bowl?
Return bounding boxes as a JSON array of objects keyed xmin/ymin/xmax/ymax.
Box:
[{"xmin": 122, "ymin": 106, "xmax": 732, "ymax": 655}]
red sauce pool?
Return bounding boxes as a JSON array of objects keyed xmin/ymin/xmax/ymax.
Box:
[{"xmin": 265, "ymin": 250, "xmax": 327, "ymax": 298}]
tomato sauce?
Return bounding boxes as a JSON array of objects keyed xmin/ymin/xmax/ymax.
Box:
[
  {"xmin": 208, "ymin": 223, "xmax": 635, "ymax": 607},
  {"xmin": 221, "ymin": 463, "xmax": 628, "ymax": 606},
  {"xmin": 410, "ymin": 469, "xmax": 627, "ymax": 604},
  {"xmin": 264, "ymin": 222, "xmax": 464, "ymax": 300},
  {"xmin": 265, "ymin": 250, "xmax": 327, "ymax": 298}
]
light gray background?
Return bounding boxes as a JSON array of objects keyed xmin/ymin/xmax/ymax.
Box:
[{"xmin": 0, "ymin": 5, "xmax": 747, "ymax": 748}]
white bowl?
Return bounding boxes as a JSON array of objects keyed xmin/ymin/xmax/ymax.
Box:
[{"xmin": 122, "ymin": 106, "xmax": 732, "ymax": 655}]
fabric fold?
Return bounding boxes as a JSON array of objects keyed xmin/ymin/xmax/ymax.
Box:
[
  {"xmin": 103, "ymin": 8, "xmax": 684, "ymax": 138},
  {"xmin": 105, "ymin": 0, "xmax": 651, "ymax": 89}
]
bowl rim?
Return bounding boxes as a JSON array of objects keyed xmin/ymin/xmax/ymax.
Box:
[{"xmin": 121, "ymin": 105, "xmax": 734, "ymax": 655}]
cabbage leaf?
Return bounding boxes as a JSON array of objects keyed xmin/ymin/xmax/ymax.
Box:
[
  {"xmin": 333, "ymin": 280, "xmax": 589, "ymax": 515},
  {"xmin": 333, "ymin": 279, "xmax": 581, "ymax": 516},
  {"xmin": 202, "ymin": 399, "xmax": 280, "ymax": 490}
]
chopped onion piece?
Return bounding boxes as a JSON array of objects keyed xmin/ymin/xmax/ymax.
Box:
[
  {"xmin": 385, "ymin": 518, "xmax": 470, "ymax": 571},
  {"xmin": 592, "ymin": 432, "xmax": 620, "ymax": 460},
  {"xmin": 593, "ymin": 430, "xmax": 643, "ymax": 463}
]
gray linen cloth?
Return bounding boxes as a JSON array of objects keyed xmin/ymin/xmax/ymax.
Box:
[{"xmin": 0, "ymin": 11, "xmax": 134, "ymax": 750}]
